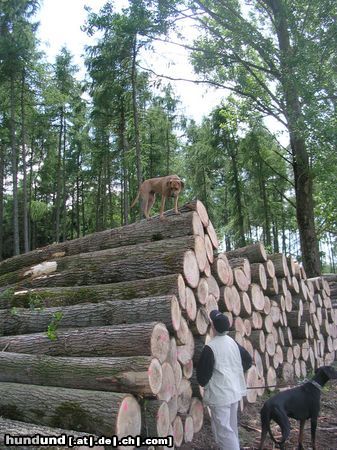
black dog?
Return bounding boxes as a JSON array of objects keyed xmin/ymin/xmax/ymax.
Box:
[{"xmin": 259, "ymin": 365, "xmax": 337, "ymax": 449}]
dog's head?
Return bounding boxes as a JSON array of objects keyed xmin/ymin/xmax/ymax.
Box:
[
  {"xmin": 315, "ymin": 365, "xmax": 337, "ymax": 381},
  {"xmin": 167, "ymin": 177, "xmax": 184, "ymax": 197}
]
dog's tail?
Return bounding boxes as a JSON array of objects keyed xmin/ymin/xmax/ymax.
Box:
[
  {"xmin": 130, "ymin": 190, "xmax": 140, "ymax": 208},
  {"xmin": 268, "ymin": 404, "xmax": 291, "ymax": 446}
]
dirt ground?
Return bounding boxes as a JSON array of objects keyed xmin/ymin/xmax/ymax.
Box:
[{"xmin": 181, "ymin": 379, "xmax": 337, "ymax": 450}]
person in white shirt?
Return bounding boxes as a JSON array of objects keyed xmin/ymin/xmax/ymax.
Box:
[{"xmin": 196, "ymin": 310, "xmax": 252, "ymax": 450}]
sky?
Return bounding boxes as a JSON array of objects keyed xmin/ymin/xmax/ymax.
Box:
[
  {"xmin": 36, "ymin": 0, "xmax": 220, "ymax": 123},
  {"xmin": 36, "ymin": 0, "xmax": 288, "ymax": 144}
]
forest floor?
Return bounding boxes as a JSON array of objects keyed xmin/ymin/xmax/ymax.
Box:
[{"xmin": 181, "ymin": 378, "xmax": 337, "ymax": 450}]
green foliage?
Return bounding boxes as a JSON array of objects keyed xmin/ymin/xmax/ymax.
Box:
[{"xmin": 46, "ymin": 311, "xmax": 63, "ymax": 341}]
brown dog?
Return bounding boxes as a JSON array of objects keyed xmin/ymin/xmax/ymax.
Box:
[{"xmin": 131, "ymin": 175, "xmax": 184, "ymax": 220}]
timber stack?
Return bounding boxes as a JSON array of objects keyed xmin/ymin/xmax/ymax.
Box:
[{"xmin": 0, "ymin": 200, "xmax": 336, "ymax": 449}]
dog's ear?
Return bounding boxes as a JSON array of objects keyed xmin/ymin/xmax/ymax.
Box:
[
  {"xmin": 167, "ymin": 179, "xmax": 172, "ymax": 188},
  {"xmin": 179, "ymin": 179, "xmax": 185, "ymax": 189}
]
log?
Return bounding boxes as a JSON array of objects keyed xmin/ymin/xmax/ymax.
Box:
[
  {"xmin": 206, "ymin": 275, "xmax": 220, "ymax": 301},
  {"xmin": 206, "ymin": 220, "xmax": 219, "ymax": 249},
  {"xmin": 225, "ymin": 242, "xmax": 267, "ymax": 263},
  {"xmin": 196, "ymin": 277, "xmax": 209, "ymax": 305},
  {"xmin": 157, "ymin": 362, "xmax": 176, "ymax": 403},
  {"xmin": 277, "ymin": 362, "xmax": 294, "ymax": 383},
  {"xmin": 248, "ymin": 284, "xmax": 265, "ymax": 311},
  {"xmin": 245, "ymin": 365, "xmax": 258, "ymax": 403},
  {"xmin": 0, "ymin": 418, "xmax": 102, "ymax": 449},
  {"xmin": 233, "ymin": 268, "xmax": 249, "ymax": 292},
  {"xmin": 1, "ymin": 236, "xmax": 201, "ymax": 289},
  {"xmin": 249, "ymin": 330, "xmax": 265, "ymax": 353},
  {"xmin": 239, "ymin": 292, "xmax": 252, "ymax": 317},
  {"xmin": 212, "ymin": 257, "xmax": 232, "ymax": 286},
  {"xmin": 0, "ymin": 352, "xmax": 162, "ymax": 395},
  {"xmin": 0, "ymin": 322, "xmax": 170, "ymax": 362},
  {"xmin": 264, "ymin": 260, "xmax": 276, "ymax": 278},
  {"xmin": 204, "ymin": 234, "xmax": 214, "ymax": 263},
  {"xmin": 264, "ymin": 277, "xmax": 279, "ymax": 296},
  {"xmin": 250, "ymin": 263, "xmax": 267, "ymax": 290},
  {"xmin": 0, "ymin": 382, "xmax": 141, "ymax": 438},
  {"xmin": 265, "ymin": 333, "xmax": 276, "ymax": 356},
  {"xmin": 189, "ymin": 398, "xmax": 204, "ymax": 433},
  {"xmin": 3, "ymin": 274, "xmax": 186, "ymax": 311},
  {"xmin": 266, "ymin": 366, "xmax": 277, "ymax": 391},
  {"xmin": 269, "ymin": 253, "xmax": 288, "ymax": 277},
  {"xmin": 142, "ymin": 400, "xmax": 170, "ymax": 438},
  {"xmin": 0, "ymin": 210, "xmax": 202, "ymax": 277},
  {"xmin": 0, "ymin": 296, "xmax": 181, "ymax": 336},
  {"xmin": 182, "ymin": 414, "xmax": 194, "ymax": 443},
  {"xmin": 177, "ymin": 379, "xmax": 193, "ymax": 414},
  {"xmin": 227, "ymin": 256, "xmax": 251, "ymax": 283},
  {"xmin": 185, "ymin": 287, "xmax": 197, "ymax": 321},
  {"xmin": 182, "ymin": 200, "xmax": 209, "ymax": 227},
  {"xmin": 172, "ymin": 416, "xmax": 184, "ymax": 447}
]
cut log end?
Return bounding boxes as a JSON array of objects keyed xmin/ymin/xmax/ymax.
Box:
[
  {"xmin": 116, "ymin": 395, "xmax": 142, "ymax": 445},
  {"xmin": 151, "ymin": 323, "xmax": 170, "ymax": 363}
]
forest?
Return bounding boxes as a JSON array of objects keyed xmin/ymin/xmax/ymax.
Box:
[{"xmin": 0, "ymin": 0, "xmax": 336, "ymax": 277}]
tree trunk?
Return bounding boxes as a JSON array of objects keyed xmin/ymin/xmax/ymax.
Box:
[
  {"xmin": 11, "ymin": 75, "xmax": 20, "ymax": 255},
  {"xmin": 268, "ymin": 0, "xmax": 320, "ymax": 277},
  {"xmin": 0, "ymin": 382, "xmax": 141, "ymax": 439},
  {"xmin": 55, "ymin": 107, "xmax": 64, "ymax": 243},
  {"xmin": 0, "ymin": 143, "xmax": 4, "ymax": 260},
  {"xmin": 0, "ymin": 352, "xmax": 162, "ymax": 395},
  {"xmin": 21, "ymin": 69, "xmax": 29, "ymax": 253},
  {"xmin": 131, "ymin": 37, "xmax": 142, "ymax": 204}
]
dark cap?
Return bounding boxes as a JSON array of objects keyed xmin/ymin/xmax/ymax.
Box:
[{"xmin": 210, "ymin": 309, "xmax": 230, "ymax": 333}]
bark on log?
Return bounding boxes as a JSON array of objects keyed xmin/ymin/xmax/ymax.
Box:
[
  {"xmin": 0, "ymin": 322, "xmax": 170, "ymax": 362},
  {"xmin": 264, "ymin": 277, "xmax": 279, "ymax": 296},
  {"xmin": 0, "ymin": 352, "xmax": 162, "ymax": 395},
  {"xmin": 0, "ymin": 211, "xmax": 202, "ymax": 277},
  {"xmin": 225, "ymin": 242, "xmax": 267, "ymax": 263},
  {"xmin": 0, "ymin": 296, "xmax": 181, "ymax": 336},
  {"xmin": 0, "ymin": 418, "xmax": 102, "ymax": 449},
  {"xmin": 0, "ymin": 382, "xmax": 141, "ymax": 439},
  {"xmin": 269, "ymin": 254, "xmax": 288, "ymax": 277},
  {"xmin": 0, "ymin": 237, "xmax": 201, "ymax": 289},
  {"xmin": 3, "ymin": 274, "xmax": 186, "ymax": 311}
]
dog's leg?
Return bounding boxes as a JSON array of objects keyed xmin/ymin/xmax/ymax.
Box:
[
  {"xmin": 297, "ymin": 419, "xmax": 305, "ymax": 450},
  {"xmin": 159, "ymin": 195, "xmax": 167, "ymax": 220},
  {"xmin": 310, "ymin": 417, "xmax": 318, "ymax": 450},
  {"xmin": 146, "ymin": 193, "xmax": 155, "ymax": 218},
  {"xmin": 173, "ymin": 194, "xmax": 181, "ymax": 215},
  {"xmin": 258, "ymin": 407, "xmax": 269, "ymax": 450}
]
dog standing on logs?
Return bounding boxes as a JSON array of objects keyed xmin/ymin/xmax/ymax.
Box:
[
  {"xmin": 131, "ymin": 175, "xmax": 184, "ymax": 220},
  {"xmin": 259, "ymin": 365, "xmax": 337, "ymax": 450}
]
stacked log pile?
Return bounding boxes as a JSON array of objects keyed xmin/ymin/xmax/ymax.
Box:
[{"xmin": 0, "ymin": 200, "xmax": 336, "ymax": 449}]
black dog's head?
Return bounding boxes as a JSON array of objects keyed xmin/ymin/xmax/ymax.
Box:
[{"xmin": 315, "ymin": 365, "xmax": 337, "ymax": 383}]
